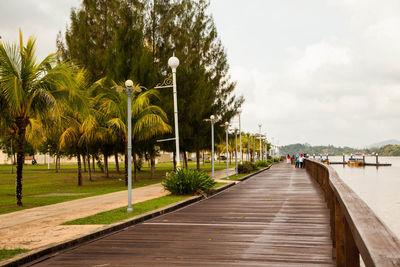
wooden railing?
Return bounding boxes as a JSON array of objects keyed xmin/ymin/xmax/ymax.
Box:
[{"xmin": 305, "ymin": 159, "xmax": 400, "ymax": 266}]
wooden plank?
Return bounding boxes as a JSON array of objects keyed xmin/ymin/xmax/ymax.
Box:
[{"xmin": 30, "ymin": 164, "xmax": 334, "ymax": 266}]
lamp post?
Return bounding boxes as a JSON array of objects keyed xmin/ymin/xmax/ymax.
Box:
[
  {"xmin": 125, "ymin": 80, "xmax": 134, "ymax": 212},
  {"xmin": 238, "ymin": 110, "xmax": 242, "ymax": 163},
  {"xmin": 204, "ymin": 115, "xmax": 218, "ymax": 179},
  {"xmin": 168, "ymin": 55, "xmax": 181, "ymax": 169},
  {"xmin": 222, "ymin": 122, "xmax": 230, "ymax": 179},
  {"xmin": 258, "ymin": 124, "xmax": 262, "ymax": 160},
  {"xmin": 234, "ymin": 127, "xmax": 238, "ymax": 176},
  {"xmin": 252, "ymin": 133, "xmax": 255, "ymax": 162},
  {"xmin": 124, "ymin": 80, "xmax": 142, "ymax": 212},
  {"xmin": 247, "ymin": 133, "xmax": 250, "ymax": 162}
]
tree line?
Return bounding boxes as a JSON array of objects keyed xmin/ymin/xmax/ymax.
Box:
[
  {"xmin": 0, "ymin": 0, "xmax": 243, "ymax": 206},
  {"xmin": 280, "ymin": 143, "xmax": 400, "ymax": 156}
]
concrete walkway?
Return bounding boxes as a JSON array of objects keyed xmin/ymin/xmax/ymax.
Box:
[{"xmin": 0, "ymin": 168, "xmax": 234, "ymax": 250}]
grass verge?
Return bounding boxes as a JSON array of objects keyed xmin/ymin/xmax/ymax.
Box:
[
  {"xmin": 62, "ymin": 195, "xmax": 190, "ymax": 225},
  {"xmin": 213, "ymin": 182, "xmax": 227, "ymax": 188},
  {"xmin": 0, "ymin": 249, "xmax": 29, "ymax": 261}
]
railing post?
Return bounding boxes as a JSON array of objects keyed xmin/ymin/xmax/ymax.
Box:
[
  {"xmin": 335, "ymin": 196, "xmax": 345, "ymax": 266},
  {"xmin": 345, "ymin": 219, "xmax": 360, "ymax": 266}
]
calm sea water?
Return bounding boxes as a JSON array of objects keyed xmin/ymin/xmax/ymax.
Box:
[{"xmin": 328, "ymin": 156, "xmax": 400, "ymax": 239}]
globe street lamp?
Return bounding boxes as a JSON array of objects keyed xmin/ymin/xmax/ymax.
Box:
[
  {"xmin": 252, "ymin": 133, "xmax": 255, "ymax": 162},
  {"xmin": 234, "ymin": 127, "xmax": 239, "ymax": 176},
  {"xmin": 221, "ymin": 122, "xmax": 230, "ymax": 179},
  {"xmin": 258, "ymin": 124, "xmax": 262, "ymax": 160},
  {"xmin": 168, "ymin": 54, "xmax": 181, "ymax": 169},
  {"xmin": 238, "ymin": 110, "xmax": 242, "ymax": 163},
  {"xmin": 204, "ymin": 115, "xmax": 219, "ymax": 179},
  {"xmin": 125, "ymin": 79, "xmax": 141, "ymax": 212},
  {"xmin": 247, "ymin": 132, "xmax": 250, "ymax": 162}
]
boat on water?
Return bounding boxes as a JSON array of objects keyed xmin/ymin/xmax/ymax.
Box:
[{"xmin": 347, "ymin": 157, "xmax": 364, "ymax": 167}]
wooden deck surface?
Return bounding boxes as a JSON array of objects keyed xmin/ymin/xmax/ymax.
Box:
[{"xmin": 29, "ymin": 163, "xmax": 334, "ymax": 266}]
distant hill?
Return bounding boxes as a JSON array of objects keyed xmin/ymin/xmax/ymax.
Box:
[
  {"xmin": 369, "ymin": 139, "xmax": 400, "ymax": 148},
  {"xmin": 280, "ymin": 142, "xmax": 400, "ymax": 156}
]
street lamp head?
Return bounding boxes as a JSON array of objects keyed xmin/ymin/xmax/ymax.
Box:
[
  {"xmin": 125, "ymin": 80, "xmax": 133, "ymax": 89},
  {"xmin": 168, "ymin": 55, "xmax": 179, "ymax": 70},
  {"xmin": 224, "ymin": 121, "xmax": 229, "ymax": 127},
  {"xmin": 210, "ymin": 115, "xmax": 215, "ymax": 120}
]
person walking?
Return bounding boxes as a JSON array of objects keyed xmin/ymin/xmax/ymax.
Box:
[
  {"xmin": 299, "ymin": 154, "xmax": 304, "ymax": 168},
  {"xmin": 295, "ymin": 154, "xmax": 299, "ymax": 168},
  {"xmin": 286, "ymin": 154, "xmax": 291, "ymax": 163}
]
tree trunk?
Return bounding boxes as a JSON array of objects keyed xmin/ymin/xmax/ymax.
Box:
[
  {"xmin": 196, "ymin": 149, "xmax": 200, "ymax": 171},
  {"xmin": 104, "ymin": 152, "xmax": 109, "ymax": 178},
  {"xmin": 115, "ymin": 152, "xmax": 120, "ymax": 173},
  {"xmin": 83, "ymin": 154, "xmax": 87, "ymax": 172},
  {"xmin": 55, "ymin": 149, "xmax": 59, "ymax": 173},
  {"xmin": 77, "ymin": 150, "xmax": 82, "ymax": 186},
  {"xmin": 92, "ymin": 154, "xmax": 95, "ymax": 172},
  {"xmin": 87, "ymin": 151, "xmax": 92, "ymax": 181},
  {"xmin": 203, "ymin": 151, "xmax": 205, "ymax": 165},
  {"xmin": 173, "ymin": 151, "xmax": 176, "ymax": 171},
  {"xmin": 15, "ymin": 120, "xmax": 28, "ymax": 206},
  {"xmin": 133, "ymin": 153, "xmax": 138, "ymax": 182},
  {"xmin": 150, "ymin": 156, "xmax": 155, "ymax": 179}
]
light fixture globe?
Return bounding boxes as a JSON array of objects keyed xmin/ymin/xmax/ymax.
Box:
[
  {"xmin": 125, "ymin": 80, "xmax": 133, "ymax": 88},
  {"xmin": 168, "ymin": 55, "xmax": 179, "ymax": 69},
  {"xmin": 224, "ymin": 121, "xmax": 229, "ymax": 127},
  {"xmin": 210, "ymin": 115, "xmax": 215, "ymax": 120}
]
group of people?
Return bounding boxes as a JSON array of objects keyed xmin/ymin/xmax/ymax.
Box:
[{"xmin": 286, "ymin": 154, "xmax": 307, "ymax": 168}]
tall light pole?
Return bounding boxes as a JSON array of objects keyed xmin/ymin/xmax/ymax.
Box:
[
  {"xmin": 125, "ymin": 80, "xmax": 134, "ymax": 212},
  {"xmin": 238, "ymin": 110, "xmax": 242, "ymax": 163},
  {"xmin": 204, "ymin": 115, "xmax": 218, "ymax": 179},
  {"xmin": 234, "ymin": 127, "xmax": 238, "ymax": 176},
  {"xmin": 247, "ymin": 133, "xmax": 250, "ymax": 162},
  {"xmin": 168, "ymin": 54, "xmax": 180, "ymax": 169},
  {"xmin": 252, "ymin": 133, "xmax": 255, "ymax": 162},
  {"xmin": 258, "ymin": 124, "xmax": 262, "ymax": 160},
  {"xmin": 221, "ymin": 122, "xmax": 230, "ymax": 179}
]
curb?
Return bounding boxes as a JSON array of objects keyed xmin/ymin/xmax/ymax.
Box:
[{"xmin": 1, "ymin": 164, "xmax": 275, "ymax": 267}]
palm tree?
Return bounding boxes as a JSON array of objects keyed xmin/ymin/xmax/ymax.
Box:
[
  {"xmin": 93, "ymin": 80, "xmax": 172, "ymax": 183},
  {"xmin": 0, "ymin": 31, "xmax": 74, "ymax": 206},
  {"xmin": 58, "ymin": 69, "xmax": 92, "ymax": 185}
]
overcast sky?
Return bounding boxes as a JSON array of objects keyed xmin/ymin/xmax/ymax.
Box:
[{"xmin": 1, "ymin": 0, "xmax": 399, "ymax": 147}]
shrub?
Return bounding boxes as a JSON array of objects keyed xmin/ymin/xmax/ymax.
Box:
[
  {"xmin": 238, "ymin": 161, "xmax": 258, "ymax": 174},
  {"xmin": 162, "ymin": 169, "xmax": 216, "ymax": 195},
  {"xmin": 255, "ymin": 160, "xmax": 270, "ymax": 167},
  {"xmin": 273, "ymin": 157, "xmax": 281, "ymax": 162}
]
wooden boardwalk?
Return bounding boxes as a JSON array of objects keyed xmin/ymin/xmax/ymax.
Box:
[{"xmin": 29, "ymin": 164, "xmax": 334, "ymax": 266}]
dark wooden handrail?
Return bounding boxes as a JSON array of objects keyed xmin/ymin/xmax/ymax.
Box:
[{"xmin": 305, "ymin": 159, "xmax": 400, "ymax": 266}]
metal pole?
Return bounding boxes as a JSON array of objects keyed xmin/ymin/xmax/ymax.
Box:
[
  {"xmin": 211, "ymin": 120, "xmax": 215, "ymax": 179},
  {"xmin": 235, "ymin": 129, "xmax": 238, "ymax": 176},
  {"xmin": 258, "ymin": 125, "xmax": 262, "ymax": 161},
  {"xmin": 226, "ymin": 127, "xmax": 229, "ymax": 179},
  {"xmin": 239, "ymin": 114, "xmax": 242, "ymax": 163},
  {"xmin": 247, "ymin": 133, "xmax": 250, "ymax": 162},
  {"xmin": 253, "ymin": 134, "xmax": 255, "ymax": 162},
  {"xmin": 171, "ymin": 68, "xmax": 180, "ymax": 169},
  {"xmin": 126, "ymin": 89, "xmax": 133, "ymax": 212}
]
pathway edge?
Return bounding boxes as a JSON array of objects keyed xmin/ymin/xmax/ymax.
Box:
[{"xmin": 0, "ymin": 165, "xmax": 274, "ymax": 267}]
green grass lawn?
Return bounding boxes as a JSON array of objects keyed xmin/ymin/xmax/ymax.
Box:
[
  {"xmin": 0, "ymin": 161, "xmax": 235, "ymax": 215},
  {"xmin": 0, "ymin": 249, "xmax": 28, "ymax": 261},
  {"xmin": 62, "ymin": 195, "xmax": 190, "ymax": 225}
]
